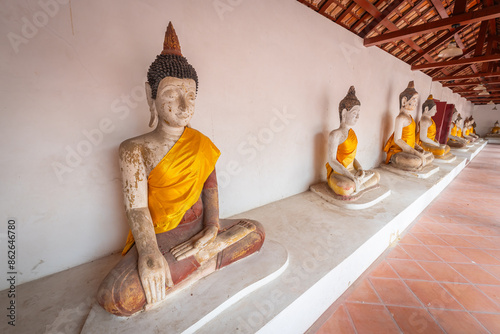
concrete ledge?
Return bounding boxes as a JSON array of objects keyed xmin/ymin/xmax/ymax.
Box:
[
  {"xmin": 380, "ymin": 163, "xmax": 439, "ymax": 179},
  {"xmin": 0, "ymin": 145, "xmax": 487, "ymax": 334},
  {"xmin": 309, "ymin": 180, "xmax": 391, "ymax": 210},
  {"xmin": 452, "ymin": 141, "xmax": 487, "ymax": 164}
]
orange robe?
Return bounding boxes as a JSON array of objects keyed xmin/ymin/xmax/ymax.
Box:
[
  {"xmin": 450, "ymin": 123, "xmax": 458, "ymax": 137},
  {"xmin": 383, "ymin": 116, "xmax": 416, "ymax": 164},
  {"xmin": 122, "ymin": 128, "xmax": 220, "ymax": 254},
  {"xmin": 417, "ymin": 119, "xmax": 449, "ymax": 156},
  {"xmin": 326, "ymin": 129, "xmax": 358, "ymax": 178}
]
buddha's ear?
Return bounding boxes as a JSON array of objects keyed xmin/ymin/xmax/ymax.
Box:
[
  {"xmin": 401, "ymin": 96, "xmax": 408, "ymax": 106},
  {"xmin": 341, "ymin": 108, "xmax": 347, "ymax": 121},
  {"xmin": 423, "ymin": 106, "xmax": 429, "ymax": 114},
  {"xmin": 145, "ymin": 82, "xmax": 158, "ymax": 128},
  {"xmin": 145, "ymin": 82, "xmax": 154, "ymax": 109}
]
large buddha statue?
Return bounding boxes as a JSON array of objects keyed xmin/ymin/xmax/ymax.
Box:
[
  {"xmin": 326, "ymin": 86, "xmax": 380, "ymax": 197},
  {"xmin": 447, "ymin": 109, "xmax": 468, "ymax": 148},
  {"xmin": 417, "ymin": 95, "xmax": 451, "ymax": 158},
  {"xmin": 383, "ymin": 81, "xmax": 433, "ymax": 171},
  {"xmin": 97, "ymin": 22, "xmax": 265, "ymax": 317}
]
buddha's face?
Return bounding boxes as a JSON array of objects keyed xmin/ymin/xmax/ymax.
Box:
[
  {"xmin": 496, "ymin": 121, "xmax": 499, "ymax": 127},
  {"xmin": 426, "ymin": 105, "xmax": 437, "ymax": 117},
  {"xmin": 154, "ymin": 77, "xmax": 196, "ymax": 128},
  {"xmin": 402, "ymin": 94, "xmax": 419, "ymax": 112},
  {"xmin": 343, "ymin": 105, "xmax": 360, "ymax": 127}
]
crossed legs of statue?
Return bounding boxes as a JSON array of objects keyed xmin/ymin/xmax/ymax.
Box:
[
  {"xmin": 328, "ymin": 169, "xmax": 380, "ymax": 197},
  {"xmin": 390, "ymin": 151, "xmax": 433, "ymax": 171},
  {"xmin": 97, "ymin": 216, "xmax": 265, "ymax": 316},
  {"xmin": 420, "ymin": 142, "xmax": 450, "ymax": 157}
]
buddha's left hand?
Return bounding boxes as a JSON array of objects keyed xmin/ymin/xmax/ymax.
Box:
[{"xmin": 170, "ymin": 225, "xmax": 218, "ymax": 261}]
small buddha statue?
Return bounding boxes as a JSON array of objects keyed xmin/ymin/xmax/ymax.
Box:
[
  {"xmin": 463, "ymin": 117, "xmax": 478, "ymax": 142},
  {"xmin": 489, "ymin": 121, "xmax": 500, "ymax": 135},
  {"xmin": 325, "ymin": 86, "xmax": 380, "ymax": 197},
  {"xmin": 96, "ymin": 22, "xmax": 265, "ymax": 317},
  {"xmin": 417, "ymin": 95, "xmax": 451, "ymax": 157},
  {"xmin": 447, "ymin": 109, "xmax": 468, "ymax": 148},
  {"xmin": 383, "ymin": 81, "xmax": 434, "ymax": 171}
]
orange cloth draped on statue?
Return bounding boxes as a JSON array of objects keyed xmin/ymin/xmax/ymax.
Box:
[
  {"xmin": 122, "ymin": 127, "xmax": 221, "ymax": 254},
  {"xmin": 417, "ymin": 118, "xmax": 437, "ymax": 144},
  {"xmin": 418, "ymin": 119, "xmax": 448, "ymax": 156},
  {"xmin": 326, "ymin": 129, "xmax": 358, "ymax": 179},
  {"xmin": 450, "ymin": 123, "xmax": 458, "ymax": 137},
  {"xmin": 383, "ymin": 116, "xmax": 416, "ymax": 164}
]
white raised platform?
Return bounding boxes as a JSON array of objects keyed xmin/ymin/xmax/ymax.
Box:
[
  {"xmin": 433, "ymin": 152, "xmax": 456, "ymax": 163},
  {"xmin": 451, "ymin": 140, "xmax": 487, "ymax": 164},
  {"xmin": 81, "ymin": 240, "xmax": 288, "ymax": 334},
  {"xmin": 310, "ymin": 181, "xmax": 391, "ymax": 210},
  {"xmin": 0, "ymin": 145, "xmax": 486, "ymax": 334},
  {"xmin": 486, "ymin": 136, "xmax": 500, "ymax": 145},
  {"xmin": 380, "ymin": 162, "xmax": 439, "ymax": 179}
]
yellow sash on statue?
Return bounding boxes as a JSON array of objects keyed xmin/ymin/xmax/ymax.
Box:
[
  {"xmin": 383, "ymin": 116, "xmax": 416, "ymax": 164},
  {"xmin": 326, "ymin": 129, "xmax": 358, "ymax": 178},
  {"xmin": 457, "ymin": 128, "xmax": 463, "ymax": 137},
  {"xmin": 450, "ymin": 123, "xmax": 458, "ymax": 137},
  {"xmin": 417, "ymin": 118, "xmax": 437, "ymax": 145},
  {"xmin": 122, "ymin": 127, "xmax": 220, "ymax": 254}
]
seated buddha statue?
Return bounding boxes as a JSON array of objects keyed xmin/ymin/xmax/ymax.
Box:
[
  {"xmin": 463, "ymin": 117, "xmax": 478, "ymax": 142},
  {"xmin": 383, "ymin": 81, "xmax": 433, "ymax": 171},
  {"xmin": 97, "ymin": 22, "xmax": 265, "ymax": 317},
  {"xmin": 326, "ymin": 86, "xmax": 380, "ymax": 197},
  {"xmin": 447, "ymin": 109, "xmax": 468, "ymax": 148},
  {"xmin": 489, "ymin": 120, "xmax": 500, "ymax": 136},
  {"xmin": 417, "ymin": 95, "xmax": 450, "ymax": 157}
]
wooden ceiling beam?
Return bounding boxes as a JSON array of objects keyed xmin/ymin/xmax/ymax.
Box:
[
  {"xmin": 443, "ymin": 81, "xmax": 479, "ymax": 87},
  {"xmin": 412, "ymin": 54, "xmax": 500, "ymax": 70},
  {"xmin": 452, "ymin": 0, "xmax": 468, "ymax": 16},
  {"xmin": 351, "ymin": 0, "xmax": 435, "ymax": 62},
  {"xmin": 406, "ymin": 26, "xmax": 467, "ymax": 64},
  {"xmin": 434, "ymin": 71, "xmax": 500, "ymax": 81},
  {"xmin": 318, "ymin": 0, "xmax": 336, "ymax": 14},
  {"xmin": 360, "ymin": 0, "xmax": 405, "ymax": 38},
  {"xmin": 364, "ymin": 4, "xmax": 500, "ymax": 47}
]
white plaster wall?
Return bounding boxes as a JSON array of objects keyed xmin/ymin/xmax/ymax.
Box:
[
  {"xmin": 0, "ymin": 0, "xmax": 472, "ymax": 288},
  {"xmin": 473, "ymin": 104, "xmax": 500, "ymax": 135}
]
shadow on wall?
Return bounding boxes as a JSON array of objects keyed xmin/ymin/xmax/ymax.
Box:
[
  {"xmin": 379, "ymin": 83, "xmax": 395, "ymax": 164},
  {"xmin": 312, "ymin": 89, "xmax": 332, "ymax": 183}
]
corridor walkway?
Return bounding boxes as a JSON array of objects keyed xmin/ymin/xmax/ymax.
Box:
[{"xmin": 309, "ymin": 144, "xmax": 500, "ymax": 334}]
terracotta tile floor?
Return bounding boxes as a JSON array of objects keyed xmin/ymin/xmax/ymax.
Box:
[{"xmin": 309, "ymin": 144, "xmax": 500, "ymax": 334}]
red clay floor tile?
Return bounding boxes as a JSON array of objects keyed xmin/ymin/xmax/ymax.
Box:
[
  {"xmin": 369, "ymin": 277, "xmax": 422, "ymax": 307},
  {"xmin": 369, "ymin": 260, "xmax": 399, "ymax": 279},
  {"xmin": 417, "ymin": 261, "xmax": 468, "ymax": 283},
  {"xmin": 387, "ymin": 245, "xmax": 412, "ymax": 260},
  {"xmin": 476, "ymin": 284, "xmax": 500, "ymax": 306},
  {"xmin": 472, "ymin": 313, "xmax": 500, "ymax": 333},
  {"xmin": 316, "ymin": 304, "xmax": 356, "ymax": 334},
  {"xmin": 346, "ymin": 279, "xmax": 381, "ymax": 304},
  {"xmin": 428, "ymin": 309, "xmax": 489, "ymax": 334},
  {"xmin": 400, "ymin": 244, "xmax": 442, "ymax": 262},
  {"xmin": 441, "ymin": 282, "xmax": 500, "ymax": 313},
  {"xmin": 425, "ymin": 245, "xmax": 473, "ymax": 264},
  {"xmin": 450, "ymin": 263, "xmax": 500, "ymax": 285},
  {"xmin": 412, "ymin": 233, "xmax": 449, "ymax": 247},
  {"xmin": 387, "ymin": 259, "xmax": 433, "ymax": 280},
  {"xmin": 456, "ymin": 247, "xmax": 500, "ymax": 265},
  {"xmin": 404, "ymin": 280, "xmax": 464, "ymax": 311},
  {"xmin": 345, "ymin": 302, "xmax": 401, "ymax": 334},
  {"xmin": 386, "ymin": 305, "xmax": 445, "ymax": 334}
]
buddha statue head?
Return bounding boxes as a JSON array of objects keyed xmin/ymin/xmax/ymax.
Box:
[
  {"xmin": 456, "ymin": 113, "xmax": 463, "ymax": 127},
  {"xmin": 495, "ymin": 121, "xmax": 499, "ymax": 127},
  {"xmin": 422, "ymin": 95, "xmax": 437, "ymax": 117},
  {"xmin": 399, "ymin": 81, "xmax": 419, "ymax": 112},
  {"xmin": 146, "ymin": 22, "xmax": 199, "ymax": 128},
  {"xmin": 339, "ymin": 86, "xmax": 360, "ymax": 127}
]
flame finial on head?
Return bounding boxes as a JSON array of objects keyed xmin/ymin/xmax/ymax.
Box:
[{"xmin": 161, "ymin": 22, "xmax": 182, "ymax": 56}]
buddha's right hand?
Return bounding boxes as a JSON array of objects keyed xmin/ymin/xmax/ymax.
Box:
[{"xmin": 138, "ymin": 248, "xmax": 173, "ymax": 306}]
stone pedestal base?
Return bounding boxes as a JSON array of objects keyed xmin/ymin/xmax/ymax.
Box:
[
  {"xmin": 310, "ymin": 182, "xmax": 391, "ymax": 210},
  {"xmin": 433, "ymin": 152, "xmax": 456, "ymax": 163},
  {"xmin": 81, "ymin": 240, "xmax": 288, "ymax": 334},
  {"xmin": 486, "ymin": 136, "xmax": 500, "ymax": 145},
  {"xmin": 379, "ymin": 163, "xmax": 439, "ymax": 179}
]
